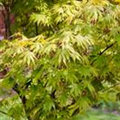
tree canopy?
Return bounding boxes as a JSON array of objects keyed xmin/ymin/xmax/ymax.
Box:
[{"xmin": 0, "ymin": 0, "xmax": 120, "ymax": 120}]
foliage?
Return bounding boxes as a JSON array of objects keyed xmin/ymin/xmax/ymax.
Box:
[
  {"xmin": 1, "ymin": 0, "xmax": 120, "ymax": 120},
  {"xmin": 1, "ymin": 106, "xmax": 120, "ymax": 120}
]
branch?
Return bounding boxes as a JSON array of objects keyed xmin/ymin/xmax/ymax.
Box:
[
  {"xmin": 99, "ymin": 42, "xmax": 117, "ymax": 55},
  {"xmin": 91, "ymin": 41, "xmax": 117, "ymax": 65},
  {"xmin": 0, "ymin": 110, "xmax": 7, "ymax": 115}
]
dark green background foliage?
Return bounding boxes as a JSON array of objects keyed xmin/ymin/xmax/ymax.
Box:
[{"xmin": 0, "ymin": 0, "xmax": 120, "ymax": 120}]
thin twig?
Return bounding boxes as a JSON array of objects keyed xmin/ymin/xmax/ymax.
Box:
[
  {"xmin": 0, "ymin": 110, "xmax": 14, "ymax": 119},
  {"xmin": 0, "ymin": 110, "xmax": 7, "ymax": 115},
  {"xmin": 99, "ymin": 42, "xmax": 117, "ymax": 55}
]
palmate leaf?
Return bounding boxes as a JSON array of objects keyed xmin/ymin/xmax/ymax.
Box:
[
  {"xmin": 43, "ymin": 95, "xmax": 55, "ymax": 112},
  {"xmin": 62, "ymin": 69, "xmax": 78, "ymax": 83},
  {"xmin": 35, "ymin": 0, "xmax": 48, "ymax": 11},
  {"xmin": 30, "ymin": 42, "xmax": 43, "ymax": 55},
  {"xmin": 69, "ymin": 97, "xmax": 91, "ymax": 116},
  {"xmin": 20, "ymin": 50, "xmax": 36, "ymax": 66},
  {"xmin": 8, "ymin": 104, "xmax": 23, "ymax": 120},
  {"xmin": 93, "ymin": 55, "xmax": 108, "ymax": 67},
  {"xmin": 52, "ymin": 1, "xmax": 80, "ymax": 24},
  {"xmin": 84, "ymin": 3, "xmax": 103, "ymax": 21},
  {"xmin": 77, "ymin": 97, "xmax": 91, "ymax": 112},
  {"xmin": 84, "ymin": 80, "xmax": 96, "ymax": 95},
  {"xmin": 69, "ymin": 83, "xmax": 82, "ymax": 96},
  {"xmin": 54, "ymin": 45, "xmax": 81, "ymax": 66},
  {"xmin": 11, "ymin": 43, "xmax": 25, "ymax": 55},
  {"xmin": 42, "ymin": 42, "xmax": 57, "ymax": 55},
  {"xmin": 58, "ymin": 92, "xmax": 69, "ymax": 107},
  {"xmin": 79, "ymin": 65, "xmax": 98, "ymax": 78},
  {"xmin": 30, "ymin": 13, "xmax": 51, "ymax": 26},
  {"xmin": 79, "ymin": 66, "xmax": 91, "ymax": 77},
  {"xmin": 75, "ymin": 34, "xmax": 93, "ymax": 49}
]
